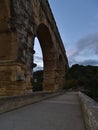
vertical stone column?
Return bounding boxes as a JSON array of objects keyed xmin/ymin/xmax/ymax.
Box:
[
  {"xmin": 25, "ymin": 34, "xmax": 36, "ymax": 93},
  {"xmin": 0, "ymin": 0, "xmax": 36, "ymax": 95},
  {"xmin": 43, "ymin": 59, "xmax": 58, "ymax": 92},
  {"xmin": 0, "ymin": 0, "xmax": 25, "ymax": 96},
  {"xmin": 56, "ymin": 56, "xmax": 66, "ymax": 90},
  {"xmin": 57, "ymin": 69, "xmax": 65, "ymax": 89}
]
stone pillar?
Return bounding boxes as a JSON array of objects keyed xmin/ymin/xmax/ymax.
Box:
[
  {"xmin": 24, "ymin": 34, "xmax": 36, "ymax": 94},
  {"xmin": 0, "ymin": 0, "xmax": 35, "ymax": 96},
  {"xmin": 0, "ymin": 62, "xmax": 27, "ymax": 96},
  {"xmin": 43, "ymin": 70, "xmax": 56, "ymax": 91},
  {"xmin": 56, "ymin": 55, "xmax": 66, "ymax": 90},
  {"xmin": 57, "ymin": 69, "xmax": 65, "ymax": 89},
  {"xmin": 0, "ymin": 1, "xmax": 25, "ymax": 96},
  {"xmin": 43, "ymin": 59, "xmax": 58, "ymax": 92}
]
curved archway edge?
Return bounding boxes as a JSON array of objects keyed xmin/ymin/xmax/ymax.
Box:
[{"xmin": 0, "ymin": 0, "xmax": 68, "ymax": 96}]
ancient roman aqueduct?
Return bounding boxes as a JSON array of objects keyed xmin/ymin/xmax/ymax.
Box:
[{"xmin": 0, "ymin": 0, "xmax": 68, "ymax": 96}]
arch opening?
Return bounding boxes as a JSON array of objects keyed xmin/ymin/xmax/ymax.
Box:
[
  {"xmin": 33, "ymin": 37, "xmax": 43, "ymax": 92},
  {"xmin": 33, "ymin": 37, "xmax": 43, "ymax": 71},
  {"xmin": 34, "ymin": 24, "xmax": 56, "ymax": 91},
  {"xmin": 0, "ymin": 0, "xmax": 68, "ymax": 96}
]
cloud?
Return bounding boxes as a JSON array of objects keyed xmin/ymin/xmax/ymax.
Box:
[
  {"xmin": 74, "ymin": 33, "xmax": 98, "ymax": 56},
  {"xmin": 68, "ymin": 32, "xmax": 98, "ymax": 66},
  {"xmin": 78, "ymin": 59, "xmax": 98, "ymax": 66},
  {"xmin": 67, "ymin": 49, "xmax": 77, "ymax": 57},
  {"xmin": 34, "ymin": 33, "xmax": 98, "ymax": 67},
  {"xmin": 68, "ymin": 58, "xmax": 77, "ymax": 66},
  {"xmin": 34, "ymin": 56, "xmax": 43, "ymax": 61},
  {"xmin": 33, "ymin": 66, "xmax": 43, "ymax": 72},
  {"xmin": 33, "ymin": 55, "xmax": 43, "ymax": 71}
]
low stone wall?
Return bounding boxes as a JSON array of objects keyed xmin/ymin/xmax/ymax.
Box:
[
  {"xmin": 0, "ymin": 91, "xmax": 64, "ymax": 114},
  {"xmin": 78, "ymin": 92, "xmax": 98, "ymax": 130}
]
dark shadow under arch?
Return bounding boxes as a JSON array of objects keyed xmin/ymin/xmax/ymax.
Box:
[{"xmin": 36, "ymin": 23, "xmax": 56, "ymax": 91}]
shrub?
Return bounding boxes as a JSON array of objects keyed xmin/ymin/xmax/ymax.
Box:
[{"xmin": 63, "ymin": 79, "xmax": 77, "ymax": 90}]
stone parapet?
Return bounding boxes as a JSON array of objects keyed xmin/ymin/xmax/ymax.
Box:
[
  {"xmin": 78, "ymin": 92, "xmax": 98, "ymax": 130},
  {"xmin": 0, "ymin": 91, "xmax": 65, "ymax": 114}
]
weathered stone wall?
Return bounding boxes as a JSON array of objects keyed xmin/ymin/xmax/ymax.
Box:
[
  {"xmin": 0, "ymin": 0, "xmax": 68, "ymax": 96},
  {"xmin": 78, "ymin": 92, "xmax": 98, "ymax": 130},
  {"xmin": 0, "ymin": 62, "xmax": 27, "ymax": 96}
]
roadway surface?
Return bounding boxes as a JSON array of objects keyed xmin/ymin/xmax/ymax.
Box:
[{"xmin": 0, "ymin": 92, "xmax": 86, "ymax": 130}]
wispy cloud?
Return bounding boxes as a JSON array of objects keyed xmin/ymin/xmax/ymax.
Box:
[
  {"xmin": 34, "ymin": 56, "xmax": 43, "ymax": 61},
  {"xmin": 33, "ymin": 66, "xmax": 43, "ymax": 72},
  {"xmin": 34, "ymin": 33, "xmax": 98, "ymax": 68},
  {"xmin": 68, "ymin": 32, "xmax": 98, "ymax": 66},
  {"xmin": 67, "ymin": 49, "xmax": 77, "ymax": 57},
  {"xmin": 78, "ymin": 59, "xmax": 98, "ymax": 66},
  {"xmin": 74, "ymin": 33, "xmax": 98, "ymax": 56}
]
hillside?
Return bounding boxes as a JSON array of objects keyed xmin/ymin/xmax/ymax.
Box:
[
  {"xmin": 32, "ymin": 64, "xmax": 98, "ymax": 101},
  {"xmin": 65, "ymin": 64, "xmax": 98, "ymax": 101}
]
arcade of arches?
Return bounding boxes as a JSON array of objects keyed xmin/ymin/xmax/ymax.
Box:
[{"xmin": 0, "ymin": 0, "xmax": 68, "ymax": 96}]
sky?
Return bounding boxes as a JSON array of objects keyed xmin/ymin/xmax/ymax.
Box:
[{"xmin": 34, "ymin": 0, "xmax": 98, "ymax": 70}]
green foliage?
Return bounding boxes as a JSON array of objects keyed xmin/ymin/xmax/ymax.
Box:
[
  {"xmin": 66, "ymin": 64, "xmax": 98, "ymax": 101},
  {"xmin": 32, "ymin": 65, "xmax": 98, "ymax": 101},
  {"xmin": 63, "ymin": 79, "xmax": 77, "ymax": 90}
]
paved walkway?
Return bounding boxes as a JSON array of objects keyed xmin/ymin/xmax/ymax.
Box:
[{"xmin": 0, "ymin": 92, "xmax": 86, "ymax": 130}]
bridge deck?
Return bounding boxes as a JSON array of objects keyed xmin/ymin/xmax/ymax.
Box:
[{"xmin": 0, "ymin": 92, "xmax": 86, "ymax": 130}]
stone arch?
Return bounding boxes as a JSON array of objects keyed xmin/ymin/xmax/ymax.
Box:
[
  {"xmin": 56, "ymin": 54, "xmax": 66, "ymax": 89},
  {"xmin": 0, "ymin": 0, "xmax": 68, "ymax": 96},
  {"xmin": 33, "ymin": 37, "xmax": 43, "ymax": 71},
  {"xmin": 35, "ymin": 23, "xmax": 57, "ymax": 91}
]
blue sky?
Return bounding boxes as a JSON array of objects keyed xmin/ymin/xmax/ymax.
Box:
[{"xmin": 34, "ymin": 0, "xmax": 98, "ymax": 70}]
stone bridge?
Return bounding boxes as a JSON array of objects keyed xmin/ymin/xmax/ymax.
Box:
[{"xmin": 0, "ymin": 0, "xmax": 68, "ymax": 96}]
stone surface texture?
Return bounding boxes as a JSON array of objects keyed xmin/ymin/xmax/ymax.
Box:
[
  {"xmin": 0, "ymin": 92, "xmax": 85, "ymax": 130},
  {"xmin": 0, "ymin": 0, "xmax": 68, "ymax": 96},
  {"xmin": 79, "ymin": 92, "xmax": 98, "ymax": 130},
  {"xmin": 0, "ymin": 91, "xmax": 64, "ymax": 114}
]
